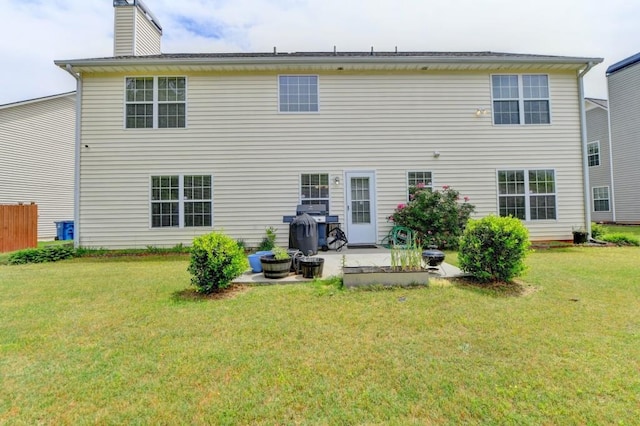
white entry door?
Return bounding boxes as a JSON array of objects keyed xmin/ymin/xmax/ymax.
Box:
[{"xmin": 345, "ymin": 171, "xmax": 377, "ymax": 244}]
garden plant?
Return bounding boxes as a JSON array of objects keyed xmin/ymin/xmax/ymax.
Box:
[
  {"xmin": 389, "ymin": 184, "xmax": 475, "ymax": 249},
  {"xmin": 188, "ymin": 231, "xmax": 248, "ymax": 293}
]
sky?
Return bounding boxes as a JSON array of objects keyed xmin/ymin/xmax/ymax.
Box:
[{"xmin": 1, "ymin": 0, "xmax": 639, "ymax": 105}]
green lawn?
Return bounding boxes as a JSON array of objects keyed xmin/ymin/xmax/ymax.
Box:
[
  {"xmin": 603, "ymin": 224, "xmax": 640, "ymax": 237},
  {"xmin": 1, "ymin": 248, "xmax": 639, "ymax": 424}
]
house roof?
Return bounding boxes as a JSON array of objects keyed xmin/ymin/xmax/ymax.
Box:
[
  {"xmin": 0, "ymin": 91, "xmax": 76, "ymax": 110},
  {"xmin": 55, "ymin": 51, "xmax": 603, "ymax": 74},
  {"xmin": 606, "ymin": 52, "xmax": 640, "ymax": 75},
  {"xmin": 585, "ymin": 97, "xmax": 608, "ymax": 110}
]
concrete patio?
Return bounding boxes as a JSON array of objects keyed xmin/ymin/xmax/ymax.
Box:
[{"xmin": 233, "ymin": 246, "xmax": 464, "ymax": 285}]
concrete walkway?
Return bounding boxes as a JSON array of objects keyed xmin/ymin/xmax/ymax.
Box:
[{"xmin": 233, "ymin": 246, "xmax": 464, "ymax": 284}]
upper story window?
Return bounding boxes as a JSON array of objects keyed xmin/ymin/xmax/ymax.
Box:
[
  {"xmin": 492, "ymin": 75, "xmax": 550, "ymax": 125},
  {"xmin": 498, "ymin": 169, "xmax": 557, "ymax": 220},
  {"xmin": 125, "ymin": 77, "xmax": 186, "ymax": 128},
  {"xmin": 587, "ymin": 141, "xmax": 600, "ymax": 167},
  {"xmin": 279, "ymin": 76, "xmax": 319, "ymax": 112},
  {"xmin": 407, "ymin": 171, "xmax": 433, "ymax": 200},
  {"xmin": 300, "ymin": 173, "xmax": 329, "ymax": 207}
]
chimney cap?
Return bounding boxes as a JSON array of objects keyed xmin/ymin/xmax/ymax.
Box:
[{"xmin": 113, "ymin": 0, "xmax": 162, "ymax": 33}]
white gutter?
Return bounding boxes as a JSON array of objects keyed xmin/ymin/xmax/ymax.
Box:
[
  {"xmin": 578, "ymin": 62, "xmax": 596, "ymax": 237},
  {"xmin": 62, "ymin": 64, "xmax": 82, "ymax": 249},
  {"xmin": 605, "ymin": 90, "xmax": 616, "ymax": 222}
]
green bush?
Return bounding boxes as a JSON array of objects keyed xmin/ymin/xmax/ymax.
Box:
[
  {"xmin": 389, "ymin": 185, "xmax": 475, "ymax": 249},
  {"xmin": 601, "ymin": 233, "xmax": 640, "ymax": 247},
  {"xmin": 591, "ymin": 222, "xmax": 606, "ymax": 239},
  {"xmin": 8, "ymin": 245, "xmax": 75, "ymax": 265},
  {"xmin": 188, "ymin": 231, "xmax": 249, "ymax": 294},
  {"xmin": 257, "ymin": 227, "xmax": 277, "ymax": 251},
  {"xmin": 458, "ymin": 215, "xmax": 531, "ymax": 283}
]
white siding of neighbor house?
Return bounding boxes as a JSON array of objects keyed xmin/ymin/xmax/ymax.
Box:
[
  {"xmin": 0, "ymin": 94, "xmax": 75, "ymax": 239},
  {"xmin": 77, "ymin": 69, "xmax": 585, "ymax": 249},
  {"xmin": 585, "ymin": 104, "xmax": 613, "ymax": 222},
  {"xmin": 608, "ymin": 62, "xmax": 640, "ymax": 224},
  {"xmin": 114, "ymin": 6, "xmax": 161, "ymax": 57}
]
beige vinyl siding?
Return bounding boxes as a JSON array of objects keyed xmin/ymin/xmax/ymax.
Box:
[
  {"xmin": 608, "ymin": 63, "xmax": 640, "ymax": 223},
  {"xmin": 0, "ymin": 94, "xmax": 75, "ymax": 239},
  {"xmin": 78, "ymin": 70, "xmax": 584, "ymax": 248},
  {"xmin": 133, "ymin": 6, "xmax": 161, "ymax": 56},
  {"xmin": 586, "ymin": 105, "xmax": 613, "ymax": 222},
  {"xmin": 113, "ymin": 7, "xmax": 135, "ymax": 56}
]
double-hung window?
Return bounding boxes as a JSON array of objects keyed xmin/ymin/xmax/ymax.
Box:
[
  {"xmin": 492, "ymin": 75, "xmax": 550, "ymax": 125},
  {"xmin": 300, "ymin": 173, "xmax": 329, "ymax": 207},
  {"xmin": 498, "ymin": 169, "xmax": 557, "ymax": 220},
  {"xmin": 151, "ymin": 175, "xmax": 212, "ymax": 228},
  {"xmin": 592, "ymin": 187, "xmax": 610, "ymax": 212},
  {"xmin": 587, "ymin": 141, "xmax": 600, "ymax": 167},
  {"xmin": 126, "ymin": 77, "xmax": 186, "ymax": 128},
  {"xmin": 279, "ymin": 76, "xmax": 319, "ymax": 112},
  {"xmin": 407, "ymin": 171, "xmax": 433, "ymax": 200}
]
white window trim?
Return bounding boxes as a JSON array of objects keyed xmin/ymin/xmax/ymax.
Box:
[
  {"xmin": 496, "ymin": 168, "xmax": 558, "ymax": 221},
  {"xmin": 124, "ymin": 76, "xmax": 188, "ymax": 129},
  {"xmin": 406, "ymin": 171, "xmax": 434, "ymax": 201},
  {"xmin": 299, "ymin": 172, "xmax": 330, "ymax": 209},
  {"xmin": 592, "ymin": 186, "xmax": 611, "ymax": 212},
  {"xmin": 491, "ymin": 74, "xmax": 552, "ymax": 126},
  {"xmin": 149, "ymin": 174, "xmax": 213, "ymax": 229},
  {"xmin": 278, "ymin": 74, "xmax": 320, "ymax": 114},
  {"xmin": 587, "ymin": 141, "xmax": 601, "ymax": 167}
]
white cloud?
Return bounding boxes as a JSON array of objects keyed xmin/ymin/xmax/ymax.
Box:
[{"xmin": 0, "ymin": 0, "xmax": 638, "ymax": 104}]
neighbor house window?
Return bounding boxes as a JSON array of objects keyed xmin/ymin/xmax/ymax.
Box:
[
  {"xmin": 587, "ymin": 141, "xmax": 600, "ymax": 167},
  {"xmin": 126, "ymin": 77, "xmax": 186, "ymax": 128},
  {"xmin": 498, "ymin": 169, "xmax": 556, "ymax": 220},
  {"xmin": 593, "ymin": 186, "xmax": 610, "ymax": 212},
  {"xmin": 407, "ymin": 171, "xmax": 433, "ymax": 199},
  {"xmin": 279, "ymin": 75, "xmax": 319, "ymax": 112},
  {"xmin": 492, "ymin": 75, "xmax": 550, "ymax": 125},
  {"xmin": 151, "ymin": 175, "xmax": 212, "ymax": 228},
  {"xmin": 300, "ymin": 173, "xmax": 329, "ymax": 207}
]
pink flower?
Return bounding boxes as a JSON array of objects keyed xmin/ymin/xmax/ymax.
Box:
[
  {"xmin": 397, "ymin": 203, "xmax": 406, "ymax": 210},
  {"xmin": 387, "ymin": 215, "xmax": 394, "ymax": 222},
  {"xmin": 409, "ymin": 194, "xmax": 415, "ymax": 200},
  {"xmin": 442, "ymin": 185, "xmax": 449, "ymax": 190},
  {"xmin": 416, "ymin": 182, "xmax": 426, "ymax": 189},
  {"xmin": 464, "ymin": 196, "xmax": 470, "ymax": 202}
]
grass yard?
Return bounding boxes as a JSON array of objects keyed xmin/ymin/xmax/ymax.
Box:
[
  {"xmin": 603, "ymin": 224, "xmax": 640, "ymax": 237},
  {"xmin": 1, "ymin": 247, "xmax": 639, "ymax": 424}
]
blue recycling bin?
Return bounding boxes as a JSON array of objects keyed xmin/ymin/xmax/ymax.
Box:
[{"xmin": 55, "ymin": 220, "xmax": 74, "ymax": 241}]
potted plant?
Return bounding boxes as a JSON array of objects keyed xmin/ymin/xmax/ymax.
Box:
[{"xmin": 260, "ymin": 246, "xmax": 292, "ymax": 279}]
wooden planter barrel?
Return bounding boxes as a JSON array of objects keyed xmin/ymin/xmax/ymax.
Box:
[{"xmin": 260, "ymin": 255, "xmax": 292, "ymax": 279}]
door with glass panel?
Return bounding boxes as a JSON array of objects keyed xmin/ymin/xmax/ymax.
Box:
[{"xmin": 345, "ymin": 171, "xmax": 377, "ymax": 244}]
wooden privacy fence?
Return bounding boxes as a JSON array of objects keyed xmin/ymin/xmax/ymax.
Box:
[{"xmin": 0, "ymin": 203, "xmax": 38, "ymax": 253}]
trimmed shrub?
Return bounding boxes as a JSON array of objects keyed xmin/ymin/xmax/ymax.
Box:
[
  {"xmin": 188, "ymin": 231, "xmax": 249, "ymax": 294},
  {"xmin": 389, "ymin": 185, "xmax": 475, "ymax": 249},
  {"xmin": 601, "ymin": 233, "xmax": 639, "ymax": 247},
  {"xmin": 458, "ymin": 215, "xmax": 531, "ymax": 283},
  {"xmin": 8, "ymin": 245, "xmax": 75, "ymax": 265}
]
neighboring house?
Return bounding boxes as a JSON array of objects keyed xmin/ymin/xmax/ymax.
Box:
[
  {"xmin": 585, "ymin": 98, "xmax": 614, "ymax": 223},
  {"xmin": 606, "ymin": 52, "xmax": 640, "ymax": 224},
  {"xmin": 0, "ymin": 92, "xmax": 76, "ymax": 240},
  {"xmin": 54, "ymin": 0, "xmax": 602, "ymax": 249}
]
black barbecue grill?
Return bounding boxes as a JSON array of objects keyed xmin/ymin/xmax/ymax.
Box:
[{"xmin": 283, "ymin": 204, "xmax": 344, "ymax": 250}]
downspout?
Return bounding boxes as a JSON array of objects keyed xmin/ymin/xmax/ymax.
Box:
[
  {"xmin": 605, "ymin": 94, "xmax": 616, "ymax": 222},
  {"xmin": 63, "ymin": 64, "xmax": 82, "ymax": 249},
  {"xmin": 578, "ymin": 62, "xmax": 595, "ymax": 237}
]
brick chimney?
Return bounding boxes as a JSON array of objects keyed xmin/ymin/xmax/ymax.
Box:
[{"xmin": 113, "ymin": 0, "xmax": 162, "ymax": 56}]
